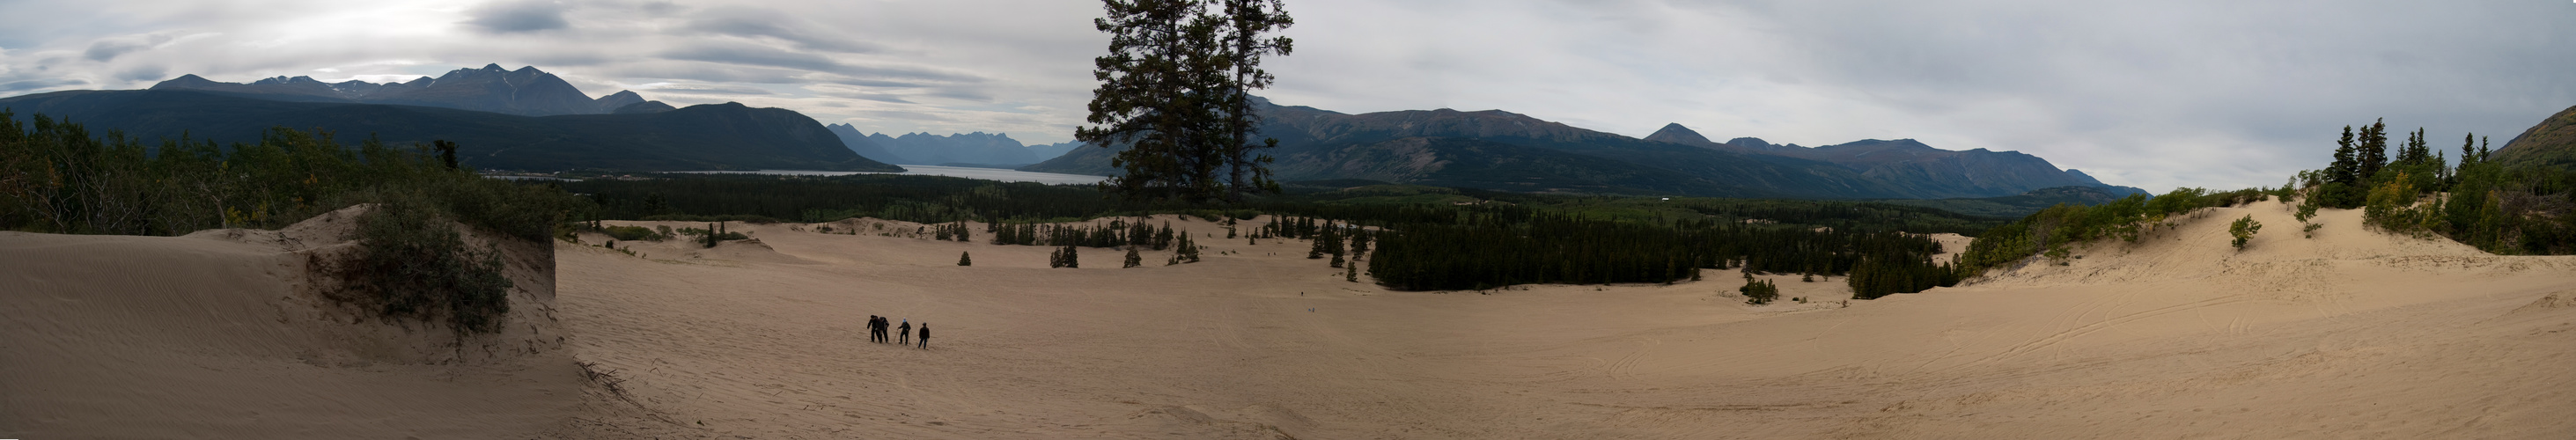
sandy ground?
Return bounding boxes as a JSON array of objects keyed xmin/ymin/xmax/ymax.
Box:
[
  {"xmin": 8, "ymin": 200, "xmax": 2574, "ymax": 438},
  {"xmin": 1, "ymin": 206, "xmax": 578, "ymax": 439}
]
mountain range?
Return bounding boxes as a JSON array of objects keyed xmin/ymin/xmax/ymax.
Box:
[
  {"xmin": 1643, "ymin": 124, "xmax": 2134, "ymax": 198},
  {"xmin": 824, "ymin": 125, "xmax": 1059, "ymax": 167},
  {"xmin": 0, "ymin": 65, "xmax": 895, "ymax": 172},
  {"xmin": 1023, "ymin": 99, "xmax": 2144, "ymax": 199},
  {"xmin": 149, "ymin": 64, "xmax": 676, "ymax": 117},
  {"xmin": 0, "ymin": 63, "xmax": 2175, "ymax": 198}
]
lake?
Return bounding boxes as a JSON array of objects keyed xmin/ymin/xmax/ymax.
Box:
[{"xmin": 681, "ymin": 165, "xmax": 1108, "ymax": 186}]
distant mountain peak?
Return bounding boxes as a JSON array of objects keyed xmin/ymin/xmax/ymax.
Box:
[
  {"xmin": 1645, "ymin": 123, "xmax": 1714, "ymax": 145},
  {"xmin": 249, "ymin": 76, "xmax": 325, "ymax": 85},
  {"xmin": 158, "ymin": 74, "xmax": 218, "ymax": 87},
  {"xmin": 1726, "ymin": 137, "xmax": 1785, "ymax": 149},
  {"xmin": 482, "ymin": 63, "xmax": 506, "ymax": 71}
]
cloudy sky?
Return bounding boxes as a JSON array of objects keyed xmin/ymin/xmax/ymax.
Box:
[{"xmin": 2, "ymin": 0, "xmax": 2569, "ymax": 191}]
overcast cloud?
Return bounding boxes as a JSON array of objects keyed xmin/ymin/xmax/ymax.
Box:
[{"xmin": 1, "ymin": 0, "xmax": 2570, "ymax": 191}]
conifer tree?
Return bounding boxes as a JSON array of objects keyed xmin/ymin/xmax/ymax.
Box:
[
  {"xmin": 959, "ymin": 251, "xmax": 973, "ymax": 266},
  {"xmin": 1079, "ymin": 0, "xmax": 1293, "ymax": 202},
  {"xmin": 433, "ymin": 139, "xmax": 460, "ymax": 170},
  {"xmin": 2461, "ymin": 133, "xmax": 2479, "ymax": 169},
  {"xmin": 1124, "ymin": 247, "xmax": 1144, "ymax": 268},
  {"xmin": 1177, "ymin": 233, "xmax": 1203, "ymax": 262},
  {"xmin": 2359, "ymin": 119, "xmax": 2389, "ymax": 181},
  {"xmin": 1346, "ymin": 260, "xmax": 1358, "ymax": 282},
  {"xmin": 1348, "ymin": 230, "xmax": 1369, "ymax": 260},
  {"xmin": 1048, "ymin": 245, "xmax": 1080, "ymax": 268},
  {"xmin": 2329, "ymin": 126, "xmax": 2359, "ymax": 187},
  {"xmin": 1322, "ymin": 224, "xmax": 1345, "ymax": 268}
]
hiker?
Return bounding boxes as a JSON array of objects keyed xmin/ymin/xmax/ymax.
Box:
[
  {"xmin": 898, "ymin": 319, "xmax": 911, "ymax": 345},
  {"xmin": 870, "ymin": 315, "xmax": 885, "ymax": 343},
  {"xmin": 916, "ymin": 324, "xmax": 930, "ymax": 349}
]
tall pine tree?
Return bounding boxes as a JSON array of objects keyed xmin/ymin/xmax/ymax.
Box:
[{"xmin": 1079, "ymin": 0, "xmax": 1293, "ymax": 202}]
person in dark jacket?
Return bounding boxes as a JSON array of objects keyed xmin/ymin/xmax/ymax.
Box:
[
  {"xmin": 897, "ymin": 319, "xmax": 911, "ymax": 345},
  {"xmin": 916, "ymin": 324, "xmax": 930, "ymax": 349},
  {"xmin": 867, "ymin": 315, "xmax": 880, "ymax": 342}
]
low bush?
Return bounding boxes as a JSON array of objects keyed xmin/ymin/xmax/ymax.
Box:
[
  {"xmin": 603, "ymin": 225, "xmax": 661, "ymax": 241},
  {"xmin": 346, "ymin": 193, "xmax": 513, "ymax": 335},
  {"xmin": 2230, "ymin": 215, "xmax": 2262, "ymax": 250}
]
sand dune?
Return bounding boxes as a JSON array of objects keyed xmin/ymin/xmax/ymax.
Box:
[
  {"xmin": 539, "ymin": 205, "xmax": 2574, "ymax": 438},
  {"xmin": 1, "ymin": 206, "xmax": 578, "ymax": 439},
  {"xmin": 8, "ymin": 201, "xmax": 2572, "ymax": 438}
]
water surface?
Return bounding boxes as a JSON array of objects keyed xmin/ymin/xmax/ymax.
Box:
[{"xmin": 683, "ymin": 165, "xmax": 1108, "ymax": 186}]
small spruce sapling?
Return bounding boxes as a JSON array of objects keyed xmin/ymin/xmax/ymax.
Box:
[
  {"xmin": 1123, "ymin": 247, "xmax": 1143, "ymax": 268},
  {"xmin": 1175, "ymin": 234, "xmax": 1202, "ymax": 263},
  {"xmin": 958, "ymin": 251, "xmax": 972, "ymax": 266}
]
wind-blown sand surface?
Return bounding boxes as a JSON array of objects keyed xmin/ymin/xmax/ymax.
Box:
[
  {"xmin": 7, "ymin": 200, "xmax": 2573, "ymax": 438},
  {"xmin": 1, "ymin": 207, "xmax": 577, "ymax": 438}
]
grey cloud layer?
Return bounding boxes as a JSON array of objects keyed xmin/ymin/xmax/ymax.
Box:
[
  {"xmin": 1, "ymin": 0, "xmax": 2568, "ymax": 191},
  {"xmin": 465, "ymin": 0, "xmax": 572, "ymax": 33}
]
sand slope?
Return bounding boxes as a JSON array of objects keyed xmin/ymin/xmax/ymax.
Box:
[
  {"xmin": 11, "ymin": 202, "xmax": 2571, "ymax": 438},
  {"xmin": 1, "ymin": 207, "xmax": 579, "ymax": 439},
  {"xmin": 543, "ymin": 206, "xmax": 2575, "ymax": 438}
]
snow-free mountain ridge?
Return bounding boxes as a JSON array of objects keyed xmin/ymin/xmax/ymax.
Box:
[
  {"xmin": 827, "ymin": 124, "xmax": 1057, "ymax": 168},
  {"xmin": 148, "ymin": 64, "xmax": 672, "ymax": 117},
  {"xmin": 1024, "ymin": 99, "xmax": 2142, "ymax": 199}
]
